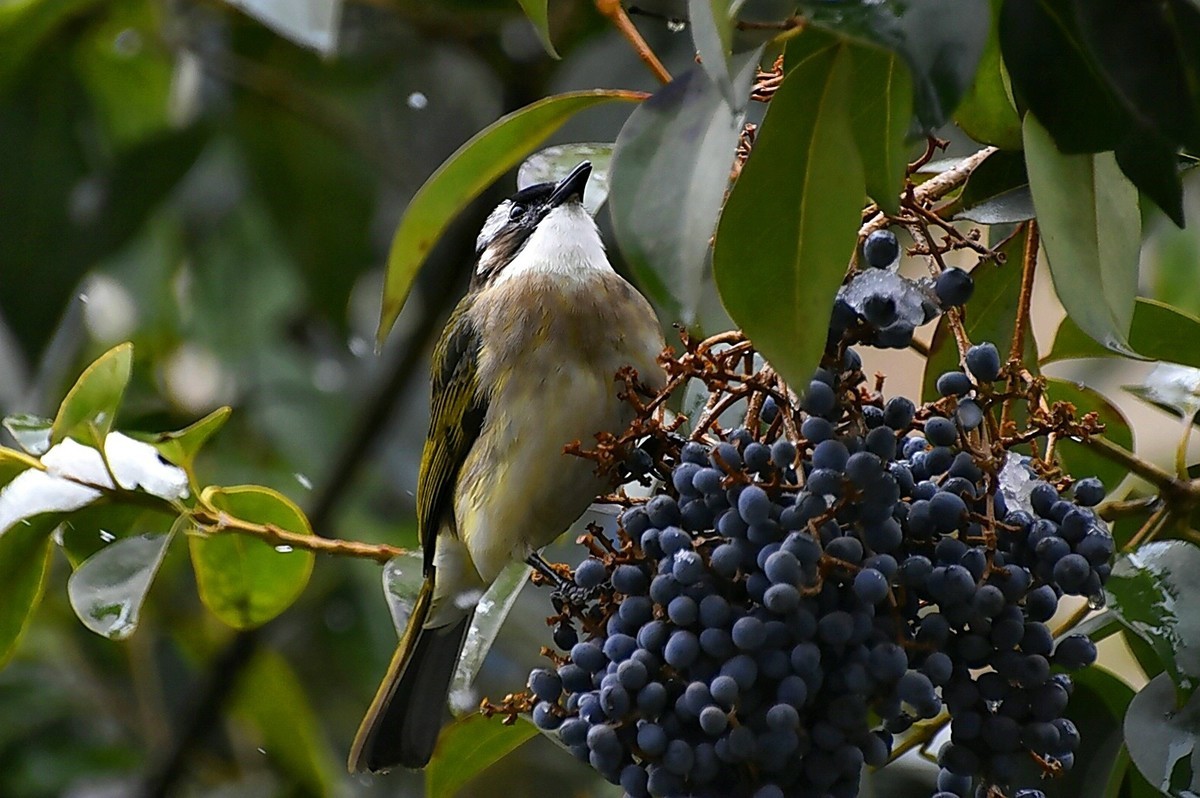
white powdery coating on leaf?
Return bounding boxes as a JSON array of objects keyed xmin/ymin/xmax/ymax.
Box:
[
  {"xmin": 998, "ymin": 452, "xmax": 1037, "ymax": 515},
  {"xmin": 103, "ymin": 432, "xmax": 189, "ymax": 500},
  {"xmin": 0, "ymin": 434, "xmax": 189, "ymax": 537},
  {"xmin": 43, "ymin": 437, "xmax": 114, "ymax": 488},
  {"xmin": 0, "ymin": 468, "xmax": 102, "ymax": 535}
]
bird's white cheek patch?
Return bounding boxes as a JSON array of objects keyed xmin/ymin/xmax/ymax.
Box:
[{"xmin": 493, "ymin": 205, "xmax": 610, "ymax": 285}]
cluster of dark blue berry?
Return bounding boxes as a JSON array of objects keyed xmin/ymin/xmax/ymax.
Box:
[
  {"xmin": 830, "ymin": 230, "xmax": 974, "ymax": 350},
  {"xmin": 517, "ymin": 335, "xmax": 1111, "ymax": 798}
]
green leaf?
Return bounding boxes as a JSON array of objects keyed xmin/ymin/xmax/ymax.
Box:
[
  {"xmin": 2, "ymin": 414, "xmax": 52, "ymax": 457},
  {"xmin": 190, "ymin": 486, "xmax": 315, "ymax": 629},
  {"xmin": 954, "ymin": 0, "xmax": 1022, "ymax": 149},
  {"xmin": 377, "ymin": 90, "xmax": 645, "ymax": 345},
  {"xmin": 51, "ymin": 342, "xmax": 132, "ymax": 448},
  {"xmin": 1044, "ymin": 378, "xmax": 1133, "ymax": 495},
  {"xmin": 800, "ymin": 0, "xmax": 990, "ymax": 130},
  {"xmin": 426, "ymin": 714, "xmax": 537, "ymax": 798},
  {"xmin": 152, "ymin": 406, "xmax": 232, "ymax": 472},
  {"xmin": 0, "ymin": 447, "xmax": 43, "ymax": 486},
  {"xmin": 515, "ymin": 0, "xmax": 558, "ymax": 59},
  {"xmin": 1125, "ymin": 672, "xmax": 1200, "ymax": 795},
  {"xmin": 57, "ymin": 501, "xmax": 176, "ymax": 568},
  {"xmin": 847, "ymin": 44, "xmax": 914, "ymax": 216},
  {"xmin": 1074, "ymin": 0, "xmax": 1200, "ymax": 155},
  {"xmin": 1124, "ymin": 627, "xmax": 1168, "ymax": 683},
  {"xmin": 0, "ymin": 0, "xmax": 100, "ymax": 93},
  {"xmin": 1000, "ymin": 0, "xmax": 1132, "ymax": 153},
  {"xmin": 1116, "ymin": 132, "xmax": 1186, "ymax": 228},
  {"xmin": 1106, "ymin": 540, "xmax": 1200, "ymax": 696},
  {"xmin": 1044, "ymin": 299, "xmax": 1200, "ymax": 368},
  {"xmin": 67, "ymin": 529, "xmax": 173, "ymax": 640},
  {"xmin": 450, "ymin": 561, "xmax": 532, "ymax": 702},
  {"xmin": 957, "ymin": 149, "xmax": 1031, "ymax": 220},
  {"xmin": 0, "ymin": 517, "xmax": 55, "ymax": 669},
  {"xmin": 1049, "ymin": 667, "xmax": 1138, "ymax": 798},
  {"xmin": 611, "ymin": 51, "xmax": 761, "ymax": 325},
  {"xmin": 922, "ymin": 224, "xmax": 1037, "ymax": 402},
  {"xmin": 232, "ymin": 649, "xmax": 337, "ymax": 796},
  {"xmin": 1024, "ymin": 113, "xmax": 1141, "ymax": 356},
  {"xmin": 688, "ymin": 0, "xmax": 735, "ymax": 107},
  {"xmin": 713, "ymin": 39, "xmax": 865, "ymax": 388}
]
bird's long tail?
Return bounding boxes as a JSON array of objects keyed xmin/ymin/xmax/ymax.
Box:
[{"xmin": 347, "ymin": 577, "xmax": 472, "ymax": 772}]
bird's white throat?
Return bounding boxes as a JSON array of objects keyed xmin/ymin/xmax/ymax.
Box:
[{"xmin": 492, "ymin": 204, "xmax": 612, "ymax": 285}]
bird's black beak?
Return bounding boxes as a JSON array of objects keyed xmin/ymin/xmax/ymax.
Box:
[{"xmin": 548, "ymin": 161, "xmax": 592, "ymax": 208}]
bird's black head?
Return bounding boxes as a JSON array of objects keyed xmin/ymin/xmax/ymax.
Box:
[{"xmin": 473, "ymin": 161, "xmax": 592, "ymax": 286}]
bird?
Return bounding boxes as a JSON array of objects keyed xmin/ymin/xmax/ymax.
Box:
[{"xmin": 348, "ymin": 161, "xmax": 666, "ymax": 773}]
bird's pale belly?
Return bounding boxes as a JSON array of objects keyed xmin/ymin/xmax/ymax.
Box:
[{"xmin": 455, "ymin": 356, "xmax": 629, "ymax": 585}]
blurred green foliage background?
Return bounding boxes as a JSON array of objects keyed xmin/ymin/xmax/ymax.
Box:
[
  {"xmin": 0, "ymin": 2, "xmax": 703, "ymax": 795},
  {"xmin": 3, "ymin": 0, "xmax": 1200, "ymax": 796}
]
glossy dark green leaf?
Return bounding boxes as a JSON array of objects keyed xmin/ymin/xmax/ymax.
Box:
[
  {"xmin": 1106, "ymin": 541, "xmax": 1200, "ymax": 696},
  {"xmin": 1125, "ymin": 672, "xmax": 1200, "ymax": 795},
  {"xmin": 922, "ymin": 224, "xmax": 1036, "ymax": 402},
  {"xmin": 426, "ymin": 714, "xmax": 538, "ymax": 798},
  {"xmin": 1116, "ymin": 133, "xmax": 1186, "ymax": 228},
  {"xmin": 232, "ymin": 649, "xmax": 337, "ymax": 796},
  {"xmin": 515, "ymin": 0, "xmax": 559, "ymax": 59},
  {"xmin": 0, "ymin": 518, "xmax": 55, "ymax": 669},
  {"xmin": 190, "ymin": 486, "xmax": 315, "ymax": 629},
  {"xmin": 1000, "ymin": 0, "xmax": 1131, "ymax": 153},
  {"xmin": 959, "ymin": 149, "xmax": 1027, "ymax": 210},
  {"xmin": 688, "ymin": 0, "xmax": 734, "ymax": 107},
  {"xmin": 1074, "ymin": 0, "xmax": 1200, "ymax": 154},
  {"xmin": 1025, "ymin": 113, "xmax": 1140, "ymax": 356},
  {"xmin": 51, "ymin": 342, "xmax": 132, "ymax": 448},
  {"xmin": 1044, "ymin": 378, "xmax": 1133, "ymax": 496},
  {"xmin": 377, "ymin": 90, "xmax": 645, "ymax": 345},
  {"xmin": 954, "ymin": 0, "xmax": 1022, "ymax": 149},
  {"xmin": 1124, "ymin": 627, "xmax": 1168, "ymax": 683},
  {"xmin": 1044, "ymin": 299, "xmax": 1200, "ymax": 368},
  {"xmin": 847, "ymin": 44, "xmax": 914, "ymax": 216},
  {"xmin": 611, "ymin": 51, "xmax": 760, "ymax": 325},
  {"xmin": 1048, "ymin": 666, "xmax": 1137, "ymax": 798},
  {"xmin": 955, "ymin": 148, "xmax": 1034, "ymax": 223},
  {"xmin": 713, "ymin": 39, "xmax": 865, "ymax": 388},
  {"xmin": 800, "ymin": 0, "xmax": 989, "ymax": 130}
]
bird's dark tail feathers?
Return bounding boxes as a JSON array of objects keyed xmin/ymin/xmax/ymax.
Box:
[{"xmin": 347, "ymin": 577, "xmax": 472, "ymax": 773}]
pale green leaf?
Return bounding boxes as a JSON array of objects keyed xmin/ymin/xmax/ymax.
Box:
[
  {"xmin": 426, "ymin": 714, "xmax": 537, "ymax": 798},
  {"xmin": 51, "ymin": 341, "xmax": 132, "ymax": 448},
  {"xmin": 1024, "ymin": 113, "xmax": 1140, "ymax": 356},
  {"xmin": 190, "ymin": 486, "xmax": 315, "ymax": 629}
]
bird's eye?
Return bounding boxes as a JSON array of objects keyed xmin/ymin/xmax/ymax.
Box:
[{"xmin": 508, "ymin": 204, "xmax": 526, "ymax": 221}]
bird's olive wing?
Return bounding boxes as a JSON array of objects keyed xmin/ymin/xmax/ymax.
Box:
[{"xmin": 417, "ymin": 301, "xmax": 488, "ymax": 575}]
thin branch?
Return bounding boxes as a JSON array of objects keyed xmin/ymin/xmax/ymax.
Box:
[
  {"xmin": 1125, "ymin": 504, "xmax": 1170, "ymax": 551},
  {"xmin": 193, "ymin": 510, "xmax": 406, "ymax": 564},
  {"xmin": 860, "ymin": 146, "xmax": 997, "ymax": 239},
  {"xmin": 1084, "ymin": 435, "xmax": 1198, "ymax": 503},
  {"xmin": 595, "ymin": 0, "xmax": 672, "ymax": 84},
  {"xmin": 1009, "ymin": 220, "xmax": 1039, "ymax": 364}
]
